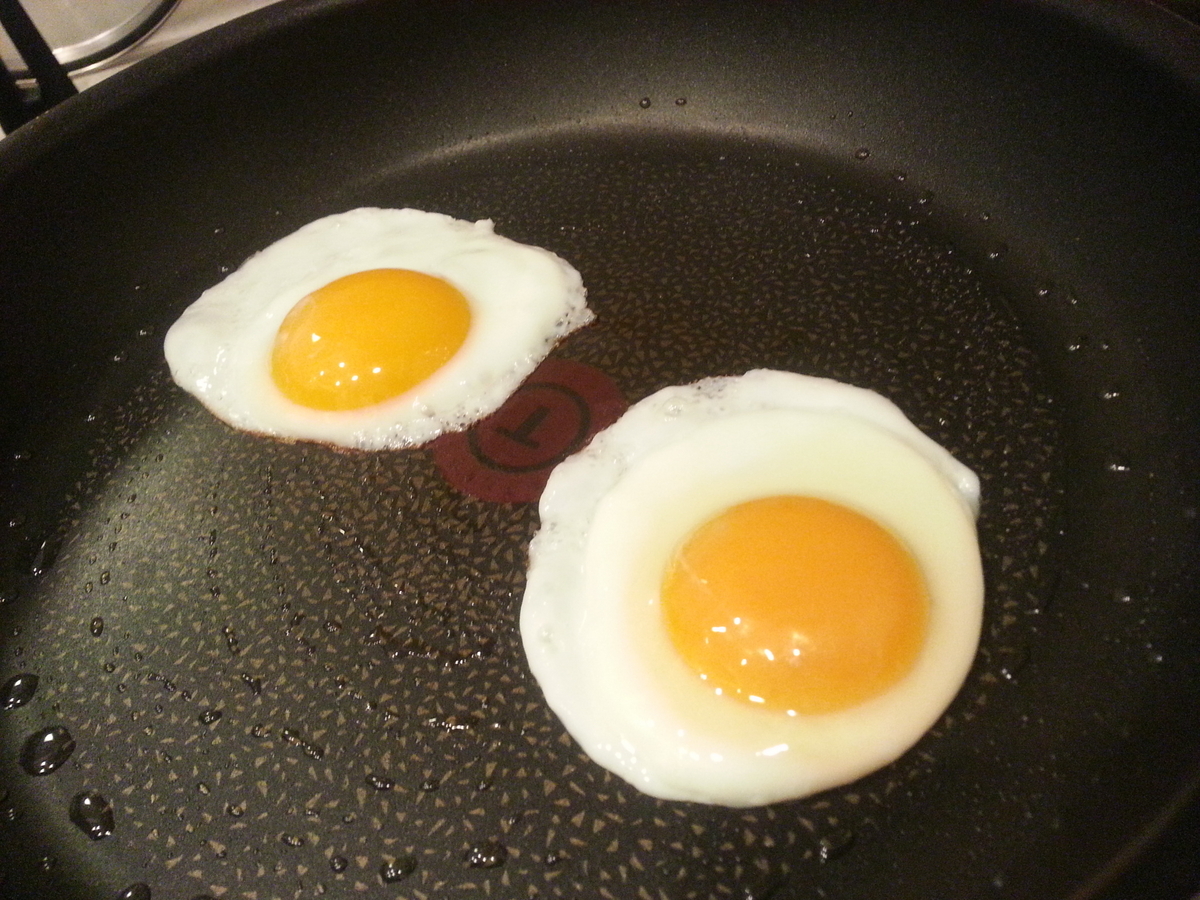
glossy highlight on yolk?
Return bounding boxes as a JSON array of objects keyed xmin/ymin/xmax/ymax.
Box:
[
  {"xmin": 271, "ymin": 268, "xmax": 471, "ymax": 411},
  {"xmin": 661, "ymin": 496, "xmax": 929, "ymax": 715}
]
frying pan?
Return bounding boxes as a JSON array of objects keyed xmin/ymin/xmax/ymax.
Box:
[{"xmin": 0, "ymin": 0, "xmax": 1197, "ymax": 897}]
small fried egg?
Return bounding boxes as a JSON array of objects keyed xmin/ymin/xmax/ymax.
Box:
[
  {"xmin": 520, "ymin": 370, "xmax": 983, "ymax": 807},
  {"xmin": 164, "ymin": 208, "xmax": 592, "ymax": 449}
]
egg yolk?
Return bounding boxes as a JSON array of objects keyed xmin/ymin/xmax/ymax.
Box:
[
  {"xmin": 271, "ymin": 268, "xmax": 472, "ymax": 411},
  {"xmin": 661, "ymin": 495, "xmax": 929, "ymax": 715}
]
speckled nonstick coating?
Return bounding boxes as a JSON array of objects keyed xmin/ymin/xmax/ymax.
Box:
[{"xmin": 0, "ymin": 2, "xmax": 1197, "ymax": 899}]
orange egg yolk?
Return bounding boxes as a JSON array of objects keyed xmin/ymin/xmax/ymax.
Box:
[
  {"xmin": 661, "ymin": 495, "xmax": 929, "ymax": 715},
  {"xmin": 270, "ymin": 268, "xmax": 472, "ymax": 411}
]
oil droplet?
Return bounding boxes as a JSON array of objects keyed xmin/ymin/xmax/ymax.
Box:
[
  {"xmin": 239, "ymin": 673, "xmax": 262, "ymax": 696},
  {"xmin": 853, "ymin": 147, "xmax": 870, "ymax": 160},
  {"xmin": 817, "ymin": 827, "xmax": 855, "ymax": 862},
  {"xmin": 639, "ymin": 97, "xmax": 652, "ymax": 109},
  {"xmin": 116, "ymin": 884, "xmax": 151, "ymax": 900},
  {"xmin": 150, "ymin": 673, "xmax": 176, "ymax": 693},
  {"xmin": 330, "ymin": 855, "xmax": 349, "ymax": 873},
  {"xmin": 280, "ymin": 727, "xmax": 324, "ymax": 759},
  {"xmin": 90, "ymin": 617, "xmax": 104, "ymax": 637},
  {"xmin": 997, "ymin": 646, "xmax": 1029, "ymax": 682},
  {"xmin": 544, "ymin": 851, "xmax": 561, "ymax": 867},
  {"xmin": 674, "ymin": 97, "xmax": 687, "ymax": 106},
  {"xmin": 70, "ymin": 790, "xmax": 115, "ymax": 840},
  {"xmin": 427, "ymin": 714, "xmax": 477, "ymax": 733},
  {"xmin": 41, "ymin": 855, "xmax": 56, "ymax": 871},
  {"xmin": 380, "ymin": 856, "xmax": 417, "ymax": 883},
  {"xmin": 226, "ymin": 802, "xmax": 245, "ymax": 818},
  {"xmin": 20, "ymin": 726, "xmax": 76, "ymax": 775},
  {"xmin": 1099, "ymin": 453, "xmax": 1128, "ymax": 475},
  {"xmin": 465, "ymin": 840, "xmax": 508, "ymax": 868},
  {"xmin": 366, "ymin": 774, "xmax": 394, "ymax": 791},
  {"xmin": 29, "ymin": 536, "xmax": 62, "ymax": 577},
  {"xmin": 198, "ymin": 709, "xmax": 222, "ymax": 726},
  {"xmin": 1105, "ymin": 455, "xmax": 1132, "ymax": 475},
  {"xmin": 743, "ymin": 876, "xmax": 787, "ymax": 900},
  {"xmin": 281, "ymin": 833, "xmax": 304, "ymax": 847},
  {"xmin": 1113, "ymin": 589, "xmax": 1133, "ymax": 604},
  {"xmin": 1, "ymin": 672, "xmax": 38, "ymax": 709},
  {"xmin": 420, "ymin": 777, "xmax": 440, "ymax": 792}
]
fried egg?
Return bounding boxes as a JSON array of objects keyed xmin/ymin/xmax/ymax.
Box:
[
  {"xmin": 520, "ymin": 370, "xmax": 983, "ymax": 807},
  {"xmin": 164, "ymin": 208, "xmax": 593, "ymax": 449}
]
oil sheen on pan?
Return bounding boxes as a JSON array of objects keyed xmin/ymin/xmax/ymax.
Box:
[{"xmin": 0, "ymin": 136, "xmax": 1085, "ymax": 900}]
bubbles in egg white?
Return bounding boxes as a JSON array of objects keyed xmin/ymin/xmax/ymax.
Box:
[
  {"xmin": 521, "ymin": 370, "xmax": 983, "ymax": 807},
  {"xmin": 164, "ymin": 208, "xmax": 593, "ymax": 449}
]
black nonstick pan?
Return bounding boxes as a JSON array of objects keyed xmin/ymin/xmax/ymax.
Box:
[{"xmin": 0, "ymin": 1, "xmax": 1198, "ymax": 898}]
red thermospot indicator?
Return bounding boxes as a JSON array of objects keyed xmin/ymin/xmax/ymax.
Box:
[{"xmin": 432, "ymin": 359, "xmax": 628, "ymax": 503}]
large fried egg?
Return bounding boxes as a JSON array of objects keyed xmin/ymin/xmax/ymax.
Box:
[
  {"xmin": 164, "ymin": 208, "xmax": 592, "ymax": 449},
  {"xmin": 520, "ymin": 370, "xmax": 983, "ymax": 807}
]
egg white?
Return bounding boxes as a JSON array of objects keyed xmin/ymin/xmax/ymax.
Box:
[
  {"xmin": 520, "ymin": 370, "xmax": 983, "ymax": 807},
  {"xmin": 164, "ymin": 208, "xmax": 593, "ymax": 449}
]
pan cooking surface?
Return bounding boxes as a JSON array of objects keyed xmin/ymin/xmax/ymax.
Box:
[
  {"xmin": 0, "ymin": 1, "xmax": 1198, "ymax": 898},
  {"xmin": 2, "ymin": 133, "xmax": 1095, "ymax": 899}
]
